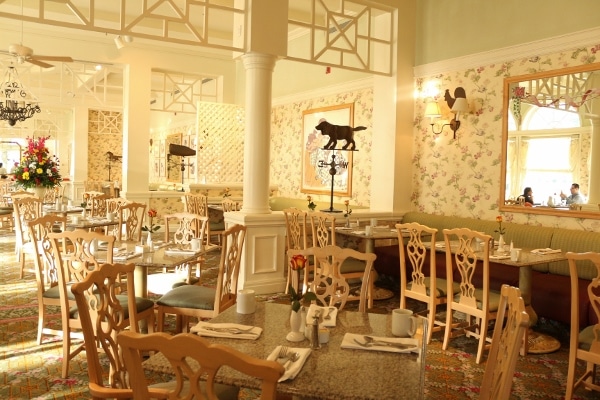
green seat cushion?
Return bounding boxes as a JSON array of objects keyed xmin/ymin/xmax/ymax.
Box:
[
  {"xmin": 70, "ymin": 295, "xmax": 154, "ymax": 319},
  {"xmin": 157, "ymin": 285, "xmax": 216, "ymax": 310},
  {"xmin": 409, "ymin": 277, "xmax": 461, "ymax": 298}
]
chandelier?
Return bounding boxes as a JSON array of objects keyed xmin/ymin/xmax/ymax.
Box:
[{"xmin": 0, "ymin": 66, "xmax": 41, "ymax": 126}]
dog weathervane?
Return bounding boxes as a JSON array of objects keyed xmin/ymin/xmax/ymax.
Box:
[{"xmin": 314, "ymin": 118, "xmax": 366, "ymax": 212}]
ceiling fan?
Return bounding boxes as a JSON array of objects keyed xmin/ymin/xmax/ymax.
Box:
[{"xmin": 6, "ymin": 43, "xmax": 73, "ymax": 68}]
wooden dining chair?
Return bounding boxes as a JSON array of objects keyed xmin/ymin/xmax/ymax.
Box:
[
  {"xmin": 289, "ymin": 245, "xmax": 376, "ymax": 312},
  {"xmin": 222, "ymin": 197, "xmax": 241, "ymax": 211},
  {"xmin": 146, "ymin": 212, "xmax": 211, "ymax": 295},
  {"xmin": 308, "ymin": 211, "xmax": 374, "ymax": 308},
  {"xmin": 442, "ymin": 227, "xmax": 501, "ymax": 364},
  {"xmin": 565, "ymin": 251, "xmax": 600, "ymax": 399},
  {"xmin": 12, "ymin": 195, "xmax": 43, "ymax": 278},
  {"xmin": 397, "ymin": 222, "xmax": 460, "ymax": 344},
  {"xmin": 48, "ymin": 229, "xmax": 155, "ymax": 378},
  {"xmin": 182, "ymin": 192, "xmax": 214, "ymax": 246},
  {"xmin": 118, "ymin": 331, "xmax": 284, "ymax": 400},
  {"xmin": 88, "ymin": 192, "xmax": 111, "ymax": 218},
  {"xmin": 283, "ymin": 207, "xmax": 309, "ymax": 294},
  {"xmin": 116, "ymin": 201, "xmax": 145, "ymax": 241},
  {"xmin": 27, "ymin": 214, "xmax": 68, "ymax": 344},
  {"xmin": 156, "ymin": 224, "xmax": 246, "ymax": 333},
  {"xmin": 70, "ymin": 262, "xmax": 138, "ymax": 399},
  {"xmin": 479, "ymin": 284, "xmax": 529, "ymax": 400}
]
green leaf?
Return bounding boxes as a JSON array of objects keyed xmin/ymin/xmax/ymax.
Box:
[{"xmin": 303, "ymin": 292, "xmax": 317, "ymax": 303}]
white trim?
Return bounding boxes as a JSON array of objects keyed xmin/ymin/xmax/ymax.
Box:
[
  {"xmin": 414, "ymin": 27, "xmax": 600, "ymax": 77},
  {"xmin": 272, "ymin": 77, "xmax": 373, "ymax": 106}
]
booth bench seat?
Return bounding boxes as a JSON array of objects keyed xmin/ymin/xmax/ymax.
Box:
[{"xmin": 374, "ymin": 211, "xmax": 600, "ymax": 328}]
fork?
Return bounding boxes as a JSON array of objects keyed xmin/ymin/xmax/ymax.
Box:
[
  {"xmin": 323, "ymin": 307, "xmax": 335, "ymax": 320},
  {"xmin": 277, "ymin": 346, "xmax": 290, "ymax": 363}
]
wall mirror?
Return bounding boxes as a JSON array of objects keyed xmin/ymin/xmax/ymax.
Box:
[
  {"xmin": 0, "ymin": 141, "xmax": 22, "ymax": 175},
  {"xmin": 499, "ymin": 62, "xmax": 600, "ymax": 218},
  {"xmin": 166, "ymin": 133, "xmax": 182, "ymax": 183}
]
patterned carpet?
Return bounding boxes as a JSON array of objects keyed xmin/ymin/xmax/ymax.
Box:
[{"xmin": 0, "ymin": 228, "xmax": 597, "ymax": 399}]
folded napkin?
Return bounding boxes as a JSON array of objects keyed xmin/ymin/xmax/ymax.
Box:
[
  {"xmin": 164, "ymin": 248, "xmax": 199, "ymax": 256},
  {"xmin": 341, "ymin": 333, "xmax": 418, "ymax": 353},
  {"xmin": 306, "ymin": 304, "xmax": 337, "ymax": 328},
  {"xmin": 435, "ymin": 243, "xmax": 446, "ymax": 249},
  {"xmin": 267, "ymin": 346, "xmax": 311, "ymax": 382},
  {"xmin": 335, "ymin": 227, "xmax": 353, "ymax": 231},
  {"xmin": 531, "ymin": 248, "xmax": 562, "ymax": 255},
  {"xmin": 190, "ymin": 321, "xmax": 262, "ymax": 340},
  {"xmin": 490, "ymin": 254, "xmax": 511, "ymax": 260},
  {"xmin": 352, "ymin": 230, "xmax": 365, "ymax": 235}
]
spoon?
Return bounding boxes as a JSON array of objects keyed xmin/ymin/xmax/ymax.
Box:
[
  {"xmin": 282, "ymin": 351, "xmax": 301, "ymax": 369},
  {"xmin": 323, "ymin": 307, "xmax": 335, "ymax": 320}
]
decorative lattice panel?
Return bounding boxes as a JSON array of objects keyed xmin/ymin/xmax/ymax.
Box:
[
  {"xmin": 196, "ymin": 102, "xmax": 245, "ymax": 184},
  {"xmin": 88, "ymin": 110, "xmax": 123, "ymax": 182}
]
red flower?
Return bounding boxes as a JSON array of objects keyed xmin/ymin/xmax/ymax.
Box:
[{"xmin": 290, "ymin": 254, "xmax": 307, "ymax": 271}]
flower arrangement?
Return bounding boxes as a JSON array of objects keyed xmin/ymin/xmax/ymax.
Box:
[
  {"xmin": 343, "ymin": 200, "xmax": 352, "ymax": 218},
  {"xmin": 288, "ymin": 254, "xmax": 317, "ymax": 312},
  {"xmin": 142, "ymin": 209, "xmax": 161, "ymax": 233},
  {"xmin": 223, "ymin": 187, "xmax": 231, "ymax": 198},
  {"xmin": 13, "ymin": 136, "xmax": 62, "ymax": 189},
  {"xmin": 307, "ymin": 196, "xmax": 316, "ymax": 211},
  {"xmin": 81, "ymin": 192, "xmax": 90, "ymax": 208},
  {"xmin": 494, "ymin": 215, "xmax": 506, "ymax": 235}
]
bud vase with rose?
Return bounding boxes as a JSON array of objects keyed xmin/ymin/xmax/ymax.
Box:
[
  {"xmin": 287, "ymin": 254, "xmax": 317, "ymax": 342},
  {"xmin": 142, "ymin": 209, "xmax": 161, "ymax": 250}
]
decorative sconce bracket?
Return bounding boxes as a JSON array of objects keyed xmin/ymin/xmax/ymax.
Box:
[{"xmin": 425, "ymin": 87, "xmax": 469, "ymax": 139}]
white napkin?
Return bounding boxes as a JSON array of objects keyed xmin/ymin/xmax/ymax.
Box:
[
  {"xmin": 490, "ymin": 254, "xmax": 511, "ymax": 260},
  {"xmin": 267, "ymin": 346, "xmax": 311, "ymax": 382},
  {"xmin": 435, "ymin": 243, "xmax": 446, "ymax": 249},
  {"xmin": 190, "ymin": 321, "xmax": 262, "ymax": 340},
  {"xmin": 306, "ymin": 304, "xmax": 337, "ymax": 328},
  {"xmin": 531, "ymin": 248, "xmax": 562, "ymax": 255},
  {"xmin": 341, "ymin": 333, "xmax": 418, "ymax": 353},
  {"xmin": 352, "ymin": 230, "xmax": 365, "ymax": 235}
]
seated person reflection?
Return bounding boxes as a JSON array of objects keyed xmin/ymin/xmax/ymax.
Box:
[
  {"xmin": 0, "ymin": 163, "xmax": 7, "ymax": 179},
  {"xmin": 560, "ymin": 183, "xmax": 585, "ymax": 205},
  {"xmin": 522, "ymin": 187, "xmax": 534, "ymax": 206}
]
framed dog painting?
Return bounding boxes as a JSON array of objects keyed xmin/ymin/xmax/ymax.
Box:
[{"xmin": 301, "ymin": 103, "xmax": 354, "ymax": 196}]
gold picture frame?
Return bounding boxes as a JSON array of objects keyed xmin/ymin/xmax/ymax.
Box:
[{"xmin": 301, "ymin": 103, "xmax": 354, "ymax": 196}]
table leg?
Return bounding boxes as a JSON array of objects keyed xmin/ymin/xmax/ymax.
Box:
[{"xmin": 518, "ymin": 266, "xmax": 560, "ymax": 355}]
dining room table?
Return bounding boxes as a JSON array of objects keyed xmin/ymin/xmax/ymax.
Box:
[
  {"xmin": 142, "ymin": 302, "xmax": 427, "ymax": 400},
  {"xmin": 432, "ymin": 241, "xmax": 567, "ymax": 354},
  {"xmin": 96, "ymin": 241, "xmax": 219, "ymax": 298}
]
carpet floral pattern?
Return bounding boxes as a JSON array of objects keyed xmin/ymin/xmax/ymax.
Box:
[{"xmin": 0, "ymin": 230, "xmax": 596, "ymax": 399}]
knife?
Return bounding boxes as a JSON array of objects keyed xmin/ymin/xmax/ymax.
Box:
[{"xmin": 353, "ymin": 338, "xmax": 413, "ymax": 350}]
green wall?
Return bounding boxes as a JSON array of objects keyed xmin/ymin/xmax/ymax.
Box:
[{"xmin": 415, "ymin": 0, "xmax": 600, "ymax": 65}]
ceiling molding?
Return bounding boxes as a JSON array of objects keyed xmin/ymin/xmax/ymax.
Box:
[
  {"xmin": 272, "ymin": 77, "xmax": 373, "ymax": 106},
  {"xmin": 414, "ymin": 27, "xmax": 600, "ymax": 77}
]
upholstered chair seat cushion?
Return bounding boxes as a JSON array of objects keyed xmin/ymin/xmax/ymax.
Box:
[
  {"xmin": 157, "ymin": 285, "xmax": 216, "ymax": 310},
  {"xmin": 70, "ymin": 295, "xmax": 154, "ymax": 319}
]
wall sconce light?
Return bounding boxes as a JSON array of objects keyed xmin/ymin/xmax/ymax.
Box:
[
  {"xmin": 114, "ymin": 35, "xmax": 133, "ymax": 50},
  {"xmin": 425, "ymin": 87, "xmax": 469, "ymax": 139}
]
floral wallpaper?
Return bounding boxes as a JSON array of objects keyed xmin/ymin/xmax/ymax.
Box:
[
  {"xmin": 414, "ymin": 44, "xmax": 600, "ymax": 231},
  {"xmin": 270, "ymin": 88, "xmax": 373, "ymax": 207}
]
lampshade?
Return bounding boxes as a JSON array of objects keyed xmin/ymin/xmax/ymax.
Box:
[
  {"xmin": 424, "ymin": 101, "xmax": 441, "ymax": 117},
  {"xmin": 451, "ymin": 97, "xmax": 469, "ymax": 113}
]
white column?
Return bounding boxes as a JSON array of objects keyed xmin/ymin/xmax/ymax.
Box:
[
  {"xmin": 121, "ymin": 63, "xmax": 152, "ymax": 201},
  {"xmin": 240, "ymin": 53, "xmax": 277, "ymax": 214},
  {"xmin": 71, "ymin": 105, "xmax": 89, "ymax": 203}
]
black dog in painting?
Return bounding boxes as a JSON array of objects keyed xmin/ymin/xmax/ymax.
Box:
[{"xmin": 315, "ymin": 120, "xmax": 366, "ymax": 150}]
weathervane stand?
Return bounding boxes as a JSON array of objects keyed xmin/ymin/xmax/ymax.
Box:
[{"xmin": 318, "ymin": 152, "xmax": 351, "ymax": 213}]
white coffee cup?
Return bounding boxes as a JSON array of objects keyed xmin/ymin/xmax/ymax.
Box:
[
  {"xmin": 365, "ymin": 225, "xmax": 373, "ymax": 236},
  {"xmin": 67, "ymin": 200, "xmax": 73, "ymax": 207},
  {"xmin": 191, "ymin": 238, "xmax": 201, "ymax": 251},
  {"xmin": 370, "ymin": 218, "xmax": 378, "ymax": 227},
  {"xmin": 236, "ymin": 289, "xmax": 256, "ymax": 314},
  {"xmin": 391, "ymin": 308, "xmax": 417, "ymax": 337},
  {"xmin": 510, "ymin": 248, "xmax": 522, "ymax": 262}
]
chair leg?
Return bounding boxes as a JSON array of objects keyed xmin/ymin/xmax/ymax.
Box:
[
  {"xmin": 442, "ymin": 306, "xmax": 453, "ymax": 350},
  {"xmin": 475, "ymin": 315, "xmax": 489, "ymax": 364},
  {"xmin": 37, "ymin": 306, "xmax": 45, "ymax": 345},
  {"xmin": 157, "ymin": 308, "xmax": 165, "ymax": 332},
  {"xmin": 426, "ymin": 305, "xmax": 436, "ymax": 344}
]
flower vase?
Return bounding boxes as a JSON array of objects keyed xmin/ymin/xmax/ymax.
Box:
[
  {"xmin": 345, "ymin": 216, "xmax": 351, "ymax": 228},
  {"xmin": 497, "ymin": 234, "xmax": 506, "ymax": 253},
  {"xmin": 146, "ymin": 231, "xmax": 154, "ymax": 251},
  {"xmin": 286, "ymin": 309, "xmax": 305, "ymax": 342},
  {"xmin": 28, "ymin": 187, "xmax": 45, "ymax": 200}
]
